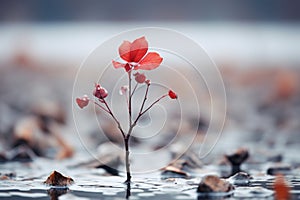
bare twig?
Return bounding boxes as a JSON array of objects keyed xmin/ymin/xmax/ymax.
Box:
[{"xmin": 101, "ymin": 99, "xmax": 126, "ymax": 138}]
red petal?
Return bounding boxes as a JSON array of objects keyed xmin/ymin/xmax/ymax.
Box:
[
  {"xmin": 136, "ymin": 52, "xmax": 163, "ymax": 70},
  {"xmin": 130, "ymin": 36, "xmax": 148, "ymax": 62},
  {"xmin": 118, "ymin": 40, "xmax": 131, "ymax": 62},
  {"xmin": 112, "ymin": 60, "xmax": 126, "ymax": 69},
  {"xmin": 168, "ymin": 90, "xmax": 177, "ymax": 99}
]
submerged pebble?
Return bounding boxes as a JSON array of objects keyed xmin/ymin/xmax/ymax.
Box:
[{"xmin": 228, "ymin": 172, "xmax": 252, "ymax": 186}]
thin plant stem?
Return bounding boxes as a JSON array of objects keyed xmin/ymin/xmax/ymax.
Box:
[
  {"xmin": 128, "ymin": 71, "xmax": 132, "ymax": 128},
  {"xmin": 130, "ymin": 83, "xmax": 138, "ymax": 98},
  {"xmin": 124, "ymin": 137, "xmax": 131, "ymax": 183},
  {"xmin": 140, "ymin": 94, "xmax": 168, "ymax": 116},
  {"xmin": 132, "ymin": 94, "xmax": 168, "ymax": 126},
  {"xmin": 138, "ymin": 84, "xmax": 150, "ymax": 116},
  {"xmin": 91, "ymin": 100, "xmax": 109, "ymax": 113},
  {"xmin": 128, "ymin": 92, "xmax": 168, "ymax": 138},
  {"xmin": 101, "ymin": 98, "xmax": 126, "ymax": 138}
]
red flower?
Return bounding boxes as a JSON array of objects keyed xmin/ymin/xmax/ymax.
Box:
[
  {"xmin": 168, "ymin": 90, "xmax": 177, "ymax": 99},
  {"xmin": 134, "ymin": 72, "xmax": 146, "ymax": 84},
  {"xmin": 93, "ymin": 84, "xmax": 108, "ymax": 99},
  {"xmin": 112, "ymin": 36, "xmax": 163, "ymax": 72},
  {"xmin": 76, "ymin": 95, "xmax": 89, "ymax": 109}
]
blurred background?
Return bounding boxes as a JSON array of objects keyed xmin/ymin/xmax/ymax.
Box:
[{"xmin": 0, "ymin": 0, "xmax": 300, "ymax": 163}]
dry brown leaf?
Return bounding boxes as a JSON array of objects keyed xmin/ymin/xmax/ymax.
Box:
[
  {"xmin": 44, "ymin": 171, "xmax": 74, "ymax": 186},
  {"xmin": 274, "ymin": 174, "xmax": 290, "ymax": 200}
]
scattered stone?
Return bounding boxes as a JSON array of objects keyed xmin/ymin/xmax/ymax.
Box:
[
  {"xmin": 13, "ymin": 114, "xmax": 73, "ymax": 160},
  {"xmin": 31, "ymin": 101, "xmax": 67, "ymax": 125},
  {"xmin": 44, "ymin": 171, "xmax": 74, "ymax": 187},
  {"xmin": 10, "ymin": 146, "xmax": 35, "ymax": 162},
  {"xmin": 95, "ymin": 156, "xmax": 120, "ymax": 176},
  {"xmin": 0, "ymin": 172, "xmax": 16, "ymax": 180},
  {"xmin": 228, "ymin": 172, "xmax": 252, "ymax": 186},
  {"xmin": 73, "ymin": 142, "xmax": 122, "ymax": 176},
  {"xmin": 197, "ymin": 175, "xmax": 234, "ymax": 193},
  {"xmin": 225, "ymin": 148, "xmax": 249, "ymax": 175},
  {"xmin": 267, "ymin": 154, "xmax": 283, "ymax": 163},
  {"xmin": 161, "ymin": 165, "xmax": 189, "ymax": 178},
  {"xmin": 267, "ymin": 163, "xmax": 291, "ymax": 175},
  {"xmin": 162, "ymin": 149, "xmax": 204, "ymax": 178},
  {"xmin": 75, "ymin": 154, "xmax": 121, "ymax": 176},
  {"xmin": 274, "ymin": 174, "xmax": 291, "ymax": 200}
]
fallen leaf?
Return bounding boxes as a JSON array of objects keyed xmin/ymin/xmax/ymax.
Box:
[
  {"xmin": 274, "ymin": 174, "xmax": 290, "ymax": 200},
  {"xmin": 44, "ymin": 171, "xmax": 74, "ymax": 186}
]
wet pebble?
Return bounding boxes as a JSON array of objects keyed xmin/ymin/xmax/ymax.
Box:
[
  {"xmin": 0, "ymin": 172, "xmax": 16, "ymax": 180},
  {"xmin": 225, "ymin": 148, "xmax": 249, "ymax": 176},
  {"xmin": 161, "ymin": 166, "xmax": 189, "ymax": 178},
  {"xmin": 267, "ymin": 163, "xmax": 292, "ymax": 175},
  {"xmin": 228, "ymin": 172, "xmax": 252, "ymax": 186}
]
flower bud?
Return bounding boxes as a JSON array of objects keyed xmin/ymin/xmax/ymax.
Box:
[
  {"xmin": 93, "ymin": 84, "xmax": 108, "ymax": 99},
  {"xmin": 119, "ymin": 85, "xmax": 128, "ymax": 95},
  {"xmin": 168, "ymin": 90, "xmax": 177, "ymax": 99},
  {"xmin": 76, "ymin": 95, "xmax": 89, "ymax": 109},
  {"xmin": 134, "ymin": 72, "xmax": 146, "ymax": 84}
]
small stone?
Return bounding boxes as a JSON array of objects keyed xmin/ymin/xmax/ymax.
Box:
[
  {"xmin": 228, "ymin": 172, "xmax": 252, "ymax": 186},
  {"xmin": 197, "ymin": 175, "xmax": 234, "ymax": 193},
  {"xmin": 161, "ymin": 165, "xmax": 189, "ymax": 178},
  {"xmin": 10, "ymin": 146, "xmax": 35, "ymax": 162},
  {"xmin": 94, "ymin": 154, "xmax": 121, "ymax": 176},
  {"xmin": 0, "ymin": 172, "xmax": 16, "ymax": 180},
  {"xmin": 267, "ymin": 154, "xmax": 283, "ymax": 162},
  {"xmin": 225, "ymin": 148, "xmax": 249, "ymax": 166},
  {"xmin": 161, "ymin": 151, "xmax": 203, "ymax": 179},
  {"xmin": 44, "ymin": 171, "xmax": 74, "ymax": 186},
  {"xmin": 267, "ymin": 163, "xmax": 291, "ymax": 175},
  {"xmin": 225, "ymin": 148, "xmax": 249, "ymax": 175},
  {"xmin": 72, "ymin": 143, "xmax": 122, "ymax": 176}
]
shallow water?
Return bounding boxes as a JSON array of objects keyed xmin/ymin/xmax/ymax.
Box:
[{"xmin": 1, "ymin": 159, "xmax": 300, "ymax": 200}]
